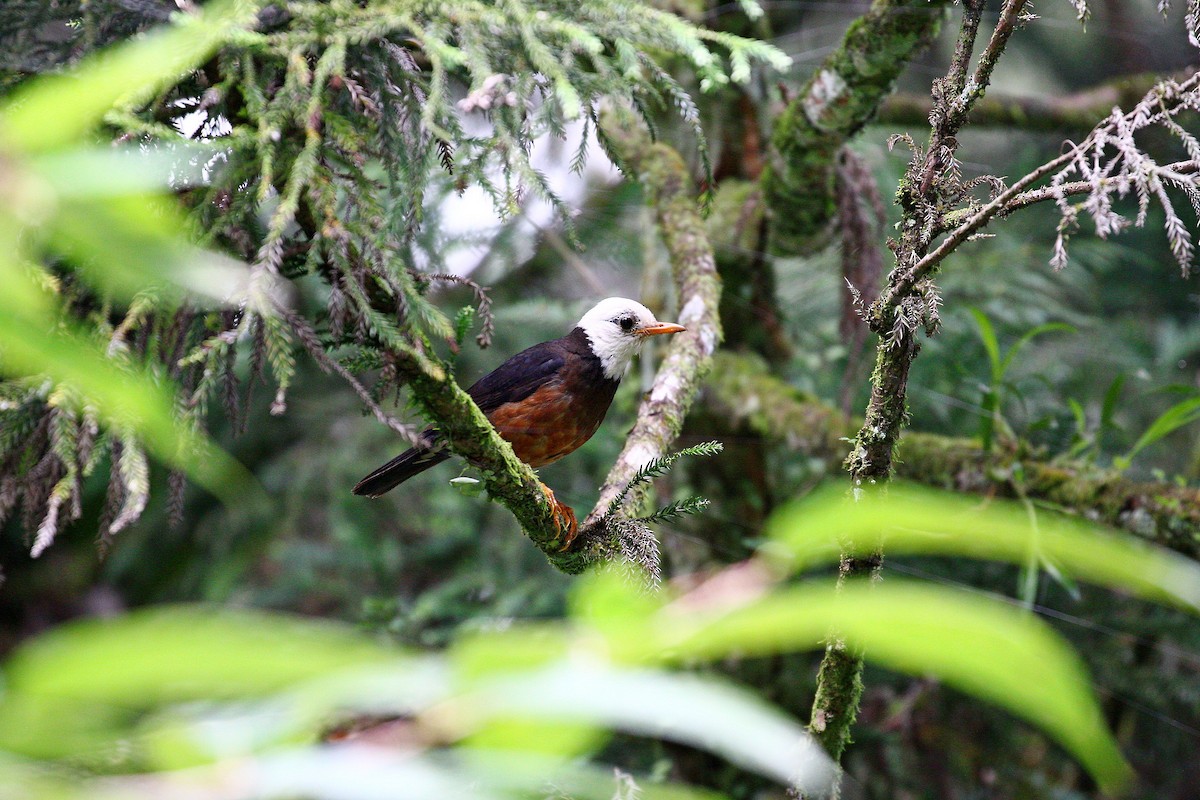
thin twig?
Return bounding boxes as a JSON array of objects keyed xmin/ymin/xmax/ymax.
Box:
[
  {"xmin": 971, "ymin": 0, "xmax": 1029, "ymax": 96},
  {"xmin": 277, "ymin": 305, "xmax": 423, "ymax": 444}
]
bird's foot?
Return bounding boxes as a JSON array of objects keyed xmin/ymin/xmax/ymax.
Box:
[{"xmin": 540, "ymin": 484, "xmax": 578, "ymax": 550}]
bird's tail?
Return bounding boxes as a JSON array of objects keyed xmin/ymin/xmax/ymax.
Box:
[{"xmin": 352, "ymin": 442, "xmax": 449, "ymax": 497}]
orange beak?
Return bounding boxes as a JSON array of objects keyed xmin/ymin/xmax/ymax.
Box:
[{"xmin": 637, "ymin": 321, "xmax": 686, "ymax": 337}]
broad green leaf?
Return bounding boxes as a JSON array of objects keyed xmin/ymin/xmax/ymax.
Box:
[
  {"xmin": 2, "ymin": 606, "xmax": 394, "ymax": 706},
  {"xmin": 0, "ymin": 0, "xmax": 259, "ymax": 154},
  {"xmin": 0, "ymin": 748, "xmax": 726, "ymax": 800},
  {"xmin": 766, "ymin": 482, "xmax": 1200, "ymax": 613},
  {"xmin": 49, "ymin": 193, "xmax": 253, "ymax": 304},
  {"xmin": 452, "ymin": 660, "xmax": 836, "ymax": 797},
  {"xmin": 607, "ymin": 579, "xmax": 1131, "ymax": 793},
  {"xmin": 29, "ymin": 144, "xmax": 216, "ymax": 198},
  {"xmin": 0, "ymin": 608, "xmax": 390, "ymax": 761}
]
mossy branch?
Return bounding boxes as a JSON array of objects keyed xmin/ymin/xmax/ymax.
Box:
[
  {"xmin": 876, "ymin": 68, "xmax": 1200, "ymax": 132},
  {"xmin": 391, "ymin": 345, "xmax": 580, "ymax": 560},
  {"xmin": 705, "ymin": 351, "xmax": 1200, "ymax": 560},
  {"xmin": 762, "ymin": 0, "xmax": 950, "ymax": 256}
]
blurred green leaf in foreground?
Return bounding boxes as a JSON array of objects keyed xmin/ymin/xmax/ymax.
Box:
[
  {"xmin": 6, "ymin": 483, "xmax": 1198, "ymax": 796},
  {"xmin": 0, "ymin": 0, "xmax": 264, "ymax": 552}
]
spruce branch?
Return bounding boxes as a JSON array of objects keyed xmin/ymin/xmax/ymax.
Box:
[{"xmin": 603, "ymin": 440, "xmax": 724, "ymax": 520}]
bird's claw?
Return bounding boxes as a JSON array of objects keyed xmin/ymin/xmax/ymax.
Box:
[{"xmin": 540, "ymin": 484, "xmax": 578, "ymax": 550}]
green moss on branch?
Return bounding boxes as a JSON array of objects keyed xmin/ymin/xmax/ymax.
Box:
[
  {"xmin": 577, "ymin": 107, "xmax": 723, "ymax": 544},
  {"xmin": 704, "ymin": 351, "xmax": 1200, "ymax": 560},
  {"xmin": 763, "ymin": 0, "xmax": 949, "ymax": 256},
  {"xmin": 392, "ymin": 346, "xmax": 579, "ymax": 558}
]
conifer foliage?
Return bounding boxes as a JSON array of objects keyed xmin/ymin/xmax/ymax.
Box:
[{"xmin": 0, "ymin": 1, "xmax": 787, "ymax": 560}]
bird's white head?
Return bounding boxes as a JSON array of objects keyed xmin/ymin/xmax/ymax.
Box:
[{"xmin": 576, "ymin": 297, "xmax": 686, "ymax": 381}]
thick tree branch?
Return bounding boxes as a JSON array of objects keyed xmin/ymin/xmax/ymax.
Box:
[
  {"xmin": 572, "ymin": 106, "xmax": 723, "ymax": 543},
  {"xmin": 763, "ymin": 0, "xmax": 950, "ymax": 256},
  {"xmin": 704, "ymin": 352, "xmax": 1200, "ymax": 559}
]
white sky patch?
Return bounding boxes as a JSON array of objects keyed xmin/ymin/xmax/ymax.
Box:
[
  {"xmin": 170, "ymin": 106, "xmax": 622, "ymax": 278},
  {"xmin": 440, "ymin": 117, "xmax": 621, "ymax": 277}
]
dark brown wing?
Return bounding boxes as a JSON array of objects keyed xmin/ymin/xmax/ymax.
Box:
[
  {"xmin": 466, "ymin": 338, "xmax": 567, "ymax": 413},
  {"xmin": 353, "ymin": 336, "xmax": 572, "ymax": 497}
]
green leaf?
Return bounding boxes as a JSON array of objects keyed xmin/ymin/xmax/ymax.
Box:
[
  {"xmin": 1118, "ymin": 393, "xmax": 1200, "ymax": 469},
  {"xmin": 609, "ymin": 579, "xmax": 1131, "ymax": 793},
  {"xmin": 998, "ymin": 322, "xmax": 1074, "ymax": 377},
  {"xmin": 967, "ymin": 307, "xmax": 1001, "ymax": 380},
  {"xmin": 766, "ymin": 482, "xmax": 1200, "ymax": 613},
  {"xmin": 0, "ymin": 0, "xmax": 258, "ymax": 154},
  {"xmin": 28, "ymin": 144, "xmax": 216, "ymax": 197},
  {"xmin": 49, "ymin": 193, "xmax": 254, "ymax": 304},
  {"xmin": 0, "ymin": 607, "xmax": 398, "ymax": 761},
  {"xmin": 2, "ymin": 606, "xmax": 394, "ymax": 706},
  {"xmin": 455, "ymin": 660, "xmax": 836, "ymax": 796}
]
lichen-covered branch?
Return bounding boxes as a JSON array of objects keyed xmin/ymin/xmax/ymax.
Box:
[
  {"xmin": 763, "ymin": 0, "xmax": 950, "ymax": 256},
  {"xmin": 819, "ymin": 0, "xmax": 1026, "ymax": 764},
  {"xmin": 852, "ymin": 0, "xmax": 1023, "ymax": 486},
  {"xmin": 570, "ymin": 106, "xmax": 722, "ymax": 557},
  {"xmin": 704, "ymin": 351, "xmax": 1200, "ymax": 560}
]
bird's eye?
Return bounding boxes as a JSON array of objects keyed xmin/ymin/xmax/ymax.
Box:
[{"xmin": 618, "ymin": 316, "xmax": 635, "ymax": 332}]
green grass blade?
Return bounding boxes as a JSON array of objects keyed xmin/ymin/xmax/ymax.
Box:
[
  {"xmin": 1116, "ymin": 394, "xmax": 1200, "ymax": 469},
  {"xmin": 967, "ymin": 307, "xmax": 1001, "ymax": 380}
]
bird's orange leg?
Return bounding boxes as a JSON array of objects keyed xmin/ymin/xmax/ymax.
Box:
[{"xmin": 539, "ymin": 483, "xmax": 578, "ymax": 550}]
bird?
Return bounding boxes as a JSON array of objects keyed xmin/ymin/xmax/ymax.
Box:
[{"xmin": 352, "ymin": 297, "xmax": 686, "ymax": 542}]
